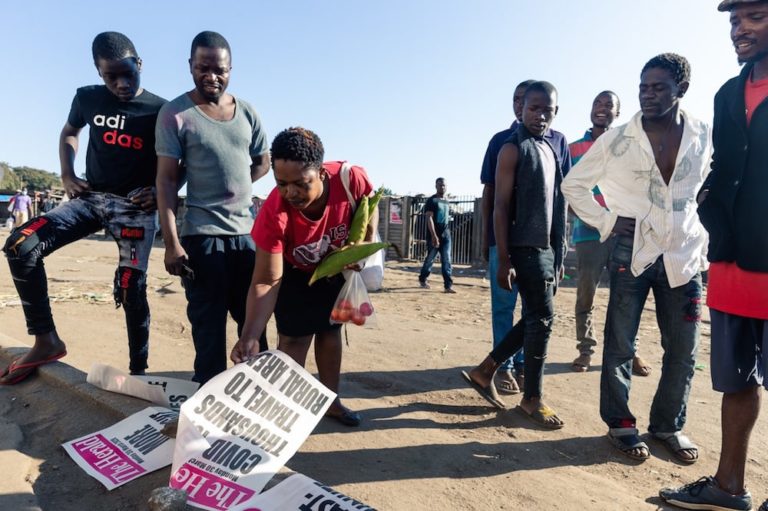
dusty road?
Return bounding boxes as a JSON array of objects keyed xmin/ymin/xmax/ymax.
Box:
[{"xmin": 0, "ymin": 230, "xmax": 766, "ymax": 510}]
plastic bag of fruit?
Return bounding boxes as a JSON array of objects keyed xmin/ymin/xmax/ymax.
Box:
[{"xmin": 330, "ymin": 271, "xmax": 377, "ymax": 327}]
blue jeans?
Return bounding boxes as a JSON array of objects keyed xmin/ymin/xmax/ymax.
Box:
[
  {"xmin": 3, "ymin": 191, "xmax": 157, "ymax": 373},
  {"xmin": 490, "ymin": 247, "xmax": 555, "ymax": 400},
  {"xmin": 600, "ymin": 235, "xmax": 702, "ymax": 433},
  {"xmin": 488, "ymin": 245, "xmax": 523, "ymax": 371},
  {"xmin": 181, "ymin": 235, "xmax": 267, "ymax": 384},
  {"xmin": 419, "ymin": 229, "xmax": 453, "ymax": 289}
]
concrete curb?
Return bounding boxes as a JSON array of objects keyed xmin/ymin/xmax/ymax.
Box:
[
  {"xmin": 0, "ymin": 331, "xmax": 294, "ymax": 504},
  {"xmin": 0, "ymin": 332, "xmax": 148, "ymax": 419}
]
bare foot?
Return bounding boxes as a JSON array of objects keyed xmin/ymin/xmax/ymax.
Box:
[
  {"xmin": 571, "ymin": 353, "xmax": 591, "ymax": 372},
  {"xmin": 467, "ymin": 356, "xmax": 498, "ymax": 388},
  {"xmin": 632, "ymin": 355, "xmax": 652, "ymax": 377}
]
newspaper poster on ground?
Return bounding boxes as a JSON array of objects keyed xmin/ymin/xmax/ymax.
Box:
[
  {"xmin": 170, "ymin": 350, "xmax": 335, "ymax": 511},
  {"xmin": 228, "ymin": 473, "xmax": 377, "ymax": 511},
  {"xmin": 62, "ymin": 406, "xmax": 177, "ymax": 490},
  {"xmin": 87, "ymin": 363, "xmax": 199, "ymax": 411}
]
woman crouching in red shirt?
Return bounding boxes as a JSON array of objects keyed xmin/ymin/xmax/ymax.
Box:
[{"xmin": 231, "ymin": 127, "xmax": 377, "ymax": 427}]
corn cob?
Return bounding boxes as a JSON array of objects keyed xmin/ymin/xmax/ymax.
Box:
[
  {"xmin": 309, "ymin": 241, "xmax": 389, "ymax": 285},
  {"xmin": 367, "ymin": 187, "xmax": 385, "ymax": 220},
  {"xmin": 347, "ymin": 195, "xmax": 369, "ymax": 244}
]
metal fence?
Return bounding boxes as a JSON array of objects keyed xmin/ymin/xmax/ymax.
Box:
[{"xmin": 408, "ymin": 195, "xmax": 478, "ymax": 265}]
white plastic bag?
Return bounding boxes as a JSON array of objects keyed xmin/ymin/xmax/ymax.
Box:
[
  {"xmin": 360, "ymin": 232, "xmax": 385, "ymax": 291},
  {"xmin": 339, "ymin": 162, "xmax": 385, "ymax": 291}
]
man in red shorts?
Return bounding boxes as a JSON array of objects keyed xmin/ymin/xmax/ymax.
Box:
[{"xmin": 660, "ymin": 1, "xmax": 768, "ymax": 510}]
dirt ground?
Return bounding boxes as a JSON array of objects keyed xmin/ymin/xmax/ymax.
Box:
[{"xmin": 0, "ymin": 229, "xmax": 766, "ymax": 511}]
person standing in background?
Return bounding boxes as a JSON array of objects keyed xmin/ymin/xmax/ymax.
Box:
[
  {"xmin": 480, "ymin": 79, "xmax": 535, "ymax": 394},
  {"xmin": 418, "ymin": 177, "xmax": 456, "ymax": 293}
]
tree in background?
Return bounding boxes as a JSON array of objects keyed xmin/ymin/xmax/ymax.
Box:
[{"xmin": 0, "ymin": 162, "xmax": 60, "ymax": 193}]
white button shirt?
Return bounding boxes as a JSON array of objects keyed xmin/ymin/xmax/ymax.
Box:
[{"xmin": 561, "ymin": 110, "xmax": 711, "ymax": 288}]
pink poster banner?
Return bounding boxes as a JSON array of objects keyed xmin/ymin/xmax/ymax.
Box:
[{"xmin": 63, "ymin": 407, "xmax": 177, "ymax": 490}]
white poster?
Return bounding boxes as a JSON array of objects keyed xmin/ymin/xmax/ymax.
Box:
[
  {"xmin": 62, "ymin": 407, "xmax": 177, "ymax": 490},
  {"xmin": 169, "ymin": 350, "xmax": 335, "ymax": 511},
  {"xmin": 229, "ymin": 473, "xmax": 377, "ymax": 511},
  {"xmin": 389, "ymin": 200, "xmax": 403, "ymax": 225},
  {"xmin": 134, "ymin": 375, "xmax": 200, "ymax": 411},
  {"xmin": 87, "ymin": 363, "xmax": 199, "ymax": 411}
]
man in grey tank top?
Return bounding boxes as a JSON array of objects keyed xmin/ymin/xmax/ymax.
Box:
[{"xmin": 155, "ymin": 31, "xmax": 269, "ymax": 384}]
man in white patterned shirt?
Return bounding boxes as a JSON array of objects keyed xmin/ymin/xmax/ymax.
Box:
[{"xmin": 561, "ymin": 53, "xmax": 711, "ymax": 464}]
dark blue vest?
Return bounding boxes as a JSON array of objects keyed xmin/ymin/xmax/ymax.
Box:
[{"xmin": 504, "ymin": 125, "xmax": 567, "ymax": 272}]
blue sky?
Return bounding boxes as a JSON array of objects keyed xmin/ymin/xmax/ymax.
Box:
[{"xmin": 0, "ymin": 1, "xmax": 741, "ymax": 197}]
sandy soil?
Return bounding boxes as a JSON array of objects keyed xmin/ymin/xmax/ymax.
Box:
[{"xmin": 0, "ymin": 230, "xmax": 766, "ymax": 510}]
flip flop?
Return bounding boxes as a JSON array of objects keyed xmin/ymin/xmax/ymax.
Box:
[
  {"xmin": 0, "ymin": 350, "xmax": 67, "ymax": 386},
  {"xmin": 495, "ymin": 370, "xmax": 520, "ymax": 395},
  {"xmin": 325, "ymin": 409, "xmax": 362, "ymax": 427},
  {"xmin": 516, "ymin": 404, "xmax": 565, "ymax": 429},
  {"xmin": 650, "ymin": 431, "xmax": 699, "ymax": 464},
  {"xmin": 461, "ymin": 370, "xmax": 506, "ymax": 409},
  {"xmin": 607, "ymin": 428, "xmax": 650, "ymax": 461}
]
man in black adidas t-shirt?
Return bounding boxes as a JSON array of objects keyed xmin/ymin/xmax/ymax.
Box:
[{"xmin": 1, "ymin": 32, "xmax": 166, "ymax": 384}]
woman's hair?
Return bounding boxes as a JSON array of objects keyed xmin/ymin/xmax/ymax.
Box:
[{"xmin": 270, "ymin": 127, "xmax": 324, "ymax": 169}]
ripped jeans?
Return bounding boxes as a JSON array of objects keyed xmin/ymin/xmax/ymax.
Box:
[
  {"xmin": 490, "ymin": 246, "xmax": 555, "ymax": 400},
  {"xmin": 2, "ymin": 191, "xmax": 157, "ymax": 373},
  {"xmin": 600, "ymin": 235, "xmax": 702, "ymax": 434}
]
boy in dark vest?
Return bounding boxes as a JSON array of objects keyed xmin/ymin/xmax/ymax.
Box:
[{"xmin": 462, "ymin": 81, "xmax": 567, "ymax": 429}]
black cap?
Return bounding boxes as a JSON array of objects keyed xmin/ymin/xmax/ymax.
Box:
[{"xmin": 718, "ymin": 0, "xmax": 766, "ymax": 12}]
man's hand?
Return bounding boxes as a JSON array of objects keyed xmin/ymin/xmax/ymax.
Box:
[
  {"xmin": 612, "ymin": 216, "xmax": 636, "ymax": 237},
  {"xmin": 482, "ymin": 240, "xmax": 489, "ymax": 262},
  {"xmin": 496, "ymin": 258, "xmax": 516, "ymax": 291},
  {"xmin": 62, "ymin": 174, "xmax": 90, "ymax": 199},
  {"xmin": 130, "ymin": 187, "xmax": 157, "ymax": 212},
  {"xmin": 164, "ymin": 243, "xmax": 189, "ymax": 276},
  {"xmin": 231, "ymin": 337, "xmax": 261, "ymax": 364},
  {"xmin": 432, "ymin": 235, "xmax": 440, "ymax": 248}
]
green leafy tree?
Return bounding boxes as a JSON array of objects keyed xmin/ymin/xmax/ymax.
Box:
[
  {"xmin": 0, "ymin": 162, "xmax": 22, "ymax": 192},
  {"xmin": 9, "ymin": 166, "xmax": 61, "ymax": 193}
]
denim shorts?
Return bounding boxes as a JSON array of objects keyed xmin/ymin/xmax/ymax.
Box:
[{"xmin": 710, "ymin": 309, "xmax": 767, "ymax": 392}]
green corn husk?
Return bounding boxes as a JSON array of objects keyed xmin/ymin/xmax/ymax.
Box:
[
  {"xmin": 309, "ymin": 241, "xmax": 389, "ymax": 285},
  {"xmin": 367, "ymin": 187, "xmax": 385, "ymax": 219},
  {"xmin": 348, "ymin": 195, "xmax": 369, "ymax": 244}
]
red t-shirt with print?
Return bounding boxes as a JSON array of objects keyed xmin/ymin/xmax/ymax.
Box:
[
  {"xmin": 706, "ymin": 75, "xmax": 768, "ymax": 319},
  {"xmin": 252, "ymin": 161, "xmax": 373, "ymax": 272}
]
